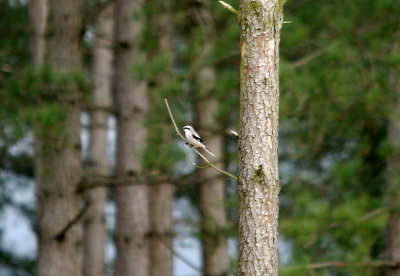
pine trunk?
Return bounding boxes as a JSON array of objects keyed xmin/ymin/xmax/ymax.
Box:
[
  {"xmin": 197, "ymin": 97, "xmax": 228, "ymax": 276},
  {"xmin": 149, "ymin": 183, "xmax": 174, "ymax": 276},
  {"xmin": 83, "ymin": 4, "xmax": 114, "ymax": 276},
  {"xmin": 114, "ymin": 0, "xmax": 150, "ymax": 275},
  {"xmin": 238, "ymin": 0, "xmax": 283, "ymax": 275},
  {"xmin": 148, "ymin": 5, "xmax": 174, "ymax": 276},
  {"xmin": 29, "ymin": 0, "xmax": 46, "ymax": 66},
  {"xmin": 194, "ymin": 26, "xmax": 228, "ymax": 276},
  {"xmin": 192, "ymin": 2, "xmax": 228, "ymax": 274},
  {"xmin": 35, "ymin": 1, "xmax": 84, "ymax": 276}
]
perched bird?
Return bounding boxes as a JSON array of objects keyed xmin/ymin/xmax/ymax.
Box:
[{"xmin": 182, "ymin": 125, "xmax": 215, "ymax": 157}]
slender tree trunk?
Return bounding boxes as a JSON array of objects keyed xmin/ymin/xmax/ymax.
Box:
[
  {"xmin": 35, "ymin": 1, "xmax": 84, "ymax": 276},
  {"xmin": 30, "ymin": 0, "xmax": 46, "ymax": 66},
  {"xmin": 83, "ymin": 4, "xmax": 114, "ymax": 276},
  {"xmin": 149, "ymin": 183, "xmax": 174, "ymax": 276},
  {"xmin": 148, "ymin": 4, "xmax": 174, "ymax": 276},
  {"xmin": 193, "ymin": 1, "xmax": 228, "ymax": 274},
  {"xmin": 197, "ymin": 97, "xmax": 228, "ymax": 276},
  {"xmin": 114, "ymin": 0, "xmax": 150, "ymax": 275},
  {"xmin": 238, "ymin": 0, "xmax": 283, "ymax": 275},
  {"xmin": 386, "ymin": 42, "xmax": 400, "ymax": 276}
]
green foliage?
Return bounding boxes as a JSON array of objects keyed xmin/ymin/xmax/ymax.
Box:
[
  {"xmin": 2, "ymin": 0, "xmax": 399, "ymax": 274},
  {"xmin": 279, "ymin": 0, "xmax": 400, "ymax": 273},
  {"xmin": 1, "ymin": 64, "xmax": 90, "ymax": 140},
  {"xmin": 8, "ymin": 65, "xmax": 90, "ymax": 105}
]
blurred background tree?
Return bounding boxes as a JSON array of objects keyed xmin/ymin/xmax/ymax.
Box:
[{"xmin": 0, "ymin": 0, "xmax": 400, "ymax": 275}]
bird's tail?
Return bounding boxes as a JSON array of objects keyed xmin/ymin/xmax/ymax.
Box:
[{"xmin": 204, "ymin": 148, "xmax": 215, "ymax": 157}]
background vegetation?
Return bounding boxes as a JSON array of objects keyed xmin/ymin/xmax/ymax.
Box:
[{"xmin": 0, "ymin": 0, "xmax": 399, "ymax": 275}]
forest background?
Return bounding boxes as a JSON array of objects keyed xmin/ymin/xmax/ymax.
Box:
[{"xmin": 0, "ymin": 0, "xmax": 400, "ymax": 275}]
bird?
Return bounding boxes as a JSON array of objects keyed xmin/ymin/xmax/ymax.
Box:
[{"xmin": 182, "ymin": 125, "xmax": 215, "ymax": 157}]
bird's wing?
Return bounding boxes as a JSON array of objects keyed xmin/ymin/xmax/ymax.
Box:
[
  {"xmin": 192, "ymin": 133, "xmax": 205, "ymax": 145},
  {"xmin": 191, "ymin": 128, "xmax": 201, "ymax": 138}
]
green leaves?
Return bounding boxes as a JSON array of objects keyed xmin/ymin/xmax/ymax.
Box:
[
  {"xmin": 7, "ymin": 64, "xmax": 90, "ymax": 107},
  {"xmin": 279, "ymin": 0, "xmax": 399, "ymax": 271}
]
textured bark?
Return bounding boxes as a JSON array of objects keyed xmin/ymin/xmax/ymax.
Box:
[
  {"xmin": 386, "ymin": 68, "xmax": 400, "ymax": 276},
  {"xmin": 35, "ymin": 1, "xmax": 84, "ymax": 276},
  {"xmin": 194, "ymin": 1, "xmax": 228, "ymax": 274},
  {"xmin": 30, "ymin": 0, "xmax": 47, "ymax": 66},
  {"xmin": 83, "ymin": 4, "xmax": 114, "ymax": 276},
  {"xmin": 114, "ymin": 0, "xmax": 150, "ymax": 275},
  {"xmin": 149, "ymin": 183, "xmax": 174, "ymax": 276},
  {"xmin": 238, "ymin": 0, "xmax": 283, "ymax": 275},
  {"xmin": 148, "ymin": 4, "xmax": 174, "ymax": 276}
]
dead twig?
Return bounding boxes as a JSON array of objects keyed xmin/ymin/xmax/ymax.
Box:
[
  {"xmin": 218, "ymin": 1, "xmax": 238, "ymax": 15},
  {"xmin": 282, "ymin": 260, "xmax": 399, "ymax": 271},
  {"xmin": 54, "ymin": 202, "xmax": 90, "ymax": 242},
  {"xmin": 164, "ymin": 98, "xmax": 238, "ymax": 181},
  {"xmin": 154, "ymin": 233, "xmax": 203, "ymax": 273},
  {"xmin": 290, "ymin": 44, "xmax": 338, "ymax": 69}
]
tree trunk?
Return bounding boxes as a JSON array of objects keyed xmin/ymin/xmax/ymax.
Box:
[
  {"xmin": 114, "ymin": 0, "xmax": 150, "ymax": 275},
  {"xmin": 83, "ymin": 4, "xmax": 114, "ymax": 276},
  {"xmin": 193, "ymin": 1, "xmax": 229, "ymax": 273},
  {"xmin": 148, "ymin": 4, "xmax": 174, "ymax": 276},
  {"xmin": 149, "ymin": 183, "xmax": 174, "ymax": 276},
  {"xmin": 35, "ymin": 1, "xmax": 84, "ymax": 276},
  {"xmin": 30, "ymin": 0, "xmax": 46, "ymax": 66},
  {"xmin": 238, "ymin": 0, "xmax": 283, "ymax": 275},
  {"xmin": 197, "ymin": 97, "xmax": 228, "ymax": 276}
]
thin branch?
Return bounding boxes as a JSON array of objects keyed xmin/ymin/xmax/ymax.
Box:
[
  {"xmin": 82, "ymin": 104, "xmax": 117, "ymax": 115},
  {"xmin": 218, "ymin": 1, "xmax": 239, "ymax": 15},
  {"xmin": 54, "ymin": 202, "xmax": 90, "ymax": 242},
  {"xmin": 76, "ymin": 173, "xmax": 225, "ymax": 192},
  {"xmin": 289, "ymin": 43, "xmax": 338, "ymax": 69},
  {"xmin": 154, "ymin": 233, "xmax": 224, "ymax": 276},
  {"xmin": 282, "ymin": 260, "xmax": 399, "ymax": 271},
  {"xmin": 360, "ymin": 207, "xmax": 389, "ymax": 221},
  {"xmin": 164, "ymin": 99, "xmax": 238, "ymax": 181},
  {"xmin": 228, "ymin": 129, "xmax": 239, "ymax": 137},
  {"xmin": 154, "ymin": 233, "xmax": 203, "ymax": 274}
]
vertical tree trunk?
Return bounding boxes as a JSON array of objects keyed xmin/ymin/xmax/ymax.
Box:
[
  {"xmin": 35, "ymin": 1, "xmax": 84, "ymax": 276},
  {"xmin": 83, "ymin": 4, "xmax": 114, "ymax": 276},
  {"xmin": 149, "ymin": 183, "xmax": 174, "ymax": 276},
  {"xmin": 386, "ymin": 59, "xmax": 400, "ymax": 276},
  {"xmin": 30, "ymin": 0, "xmax": 46, "ymax": 66},
  {"xmin": 114, "ymin": 0, "xmax": 150, "ymax": 275},
  {"xmin": 194, "ymin": 1, "xmax": 228, "ymax": 274},
  {"xmin": 238, "ymin": 0, "xmax": 283, "ymax": 275},
  {"xmin": 148, "ymin": 4, "xmax": 174, "ymax": 276},
  {"xmin": 197, "ymin": 97, "xmax": 228, "ymax": 276}
]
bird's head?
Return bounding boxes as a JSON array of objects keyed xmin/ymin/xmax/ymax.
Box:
[{"xmin": 183, "ymin": 125, "xmax": 193, "ymax": 132}]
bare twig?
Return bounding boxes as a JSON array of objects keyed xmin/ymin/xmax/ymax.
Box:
[
  {"xmin": 218, "ymin": 1, "xmax": 238, "ymax": 15},
  {"xmin": 76, "ymin": 173, "xmax": 226, "ymax": 192},
  {"xmin": 154, "ymin": 233, "xmax": 203, "ymax": 273},
  {"xmin": 164, "ymin": 99, "xmax": 238, "ymax": 181},
  {"xmin": 282, "ymin": 260, "xmax": 399, "ymax": 271},
  {"xmin": 54, "ymin": 202, "xmax": 90, "ymax": 242},
  {"xmin": 228, "ymin": 129, "xmax": 239, "ymax": 137},
  {"xmin": 82, "ymin": 104, "xmax": 117, "ymax": 115},
  {"xmin": 290, "ymin": 43, "xmax": 337, "ymax": 69},
  {"xmin": 360, "ymin": 207, "xmax": 389, "ymax": 221},
  {"xmin": 154, "ymin": 233, "xmax": 224, "ymax": 276}
]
